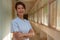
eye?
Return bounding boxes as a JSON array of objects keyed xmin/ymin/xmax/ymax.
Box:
[
  {"xmin": 17, "ymin": 7, "xmax": 24, "ymax": 9},
  {"xmin": 21, "ymin": 7, "xmax": 24, "ymax": 9},
  {"xmin": 18, "ymin": 8, "xmax": 20, "ymax": 9}
]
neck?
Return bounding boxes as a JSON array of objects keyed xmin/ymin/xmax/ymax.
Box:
[{"xmin": 18, "ymin": 15, "xmax": 24, "ymax": 20}]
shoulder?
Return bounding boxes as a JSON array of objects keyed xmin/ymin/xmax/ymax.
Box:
[
  {"xmin": 24, "ymin": 19, "xmax": 30, "ymax": 23},
  {"xmin": 24, "ymin": 19, "xmax": 29, "ymax": 22},
  {"xmin": 11, "ymin": 18, "xmax": 18, "ymax": 23}
]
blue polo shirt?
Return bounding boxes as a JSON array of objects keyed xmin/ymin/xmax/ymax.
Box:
[{"xmin": 11, "ymin": 17, "xmax": 32, "ymax": 40}]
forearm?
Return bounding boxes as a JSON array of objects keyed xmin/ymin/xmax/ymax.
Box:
[
  {"xmin": 24, "ymin": 32, "xmax": 35, "ymax": 38},
  {"xmin": 13, "ymin": 30, "xmax": 35, "ymax": 39},
  {"xmin": 13, "ymin": 32, "xmax": 34, "ymax": 39},
  {"xmin": 13, "ymin": 32, "xmax": 25, "ymax": 39},
  {"xmin": 13, "ymin": 32, "xmax": 26, "ymax": 40},
  {"xmin": 24, "ymin": 29, "xmax": 35, "ymax": 38}
]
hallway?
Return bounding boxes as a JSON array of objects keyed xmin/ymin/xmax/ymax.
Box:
[{"xmin": 0, "ymin": 0, "xmax": 60, "ymax": 40}]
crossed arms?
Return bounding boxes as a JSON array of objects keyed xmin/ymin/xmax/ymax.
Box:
[{"xmin": 12, "ymin": 29, "xmax": 35, "ymax": 40}]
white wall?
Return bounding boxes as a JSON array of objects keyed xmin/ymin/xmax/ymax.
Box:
[
  {"xmin": 0, "ymin": 0, "xmax": 3, "ymax": 40},
  {"xmin": 0, "ymin": 1, "xmax": 2, "ymax": 40},
  {"xmin": 0, "ymin": 0, "xmax": 12, "ymax": 40}
]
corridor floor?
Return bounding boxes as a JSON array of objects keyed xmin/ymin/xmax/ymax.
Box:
[
  {"xmin": 30, "ymin": 22, "xmax": 47, "ymax": 40},
  {"xmin": 30, "ymin": 23, "xmax": 40, "ymax": 40}
]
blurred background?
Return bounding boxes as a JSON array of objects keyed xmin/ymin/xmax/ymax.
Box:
[{"xmin": 0, "ymin": 0, "xmax": 60, "ymax": 40}]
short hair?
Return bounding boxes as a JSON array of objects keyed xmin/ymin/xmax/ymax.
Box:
[{"xmin": 15, "ymin": 1, "xmax": 26, "ymax": 10}]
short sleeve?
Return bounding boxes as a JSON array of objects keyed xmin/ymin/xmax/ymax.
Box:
[
  {"xmin": 28, "ymin": 21, "xmax": 32, "ymax": 30},
  {"xmin": 11, "ymin": 21, "xmax": 19, "ymax": 33}
]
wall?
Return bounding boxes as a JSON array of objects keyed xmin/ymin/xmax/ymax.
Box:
[
  {"xmin": 31, "ymin": 21, "xmax": 60, "ymax": 40},
  {"xmin": 0, "ymin": 0, "xmax": 12, "ymax": 40},
  {"xmin": 0, "ymin": 0, "xmax": 2, "ymax": 40}
]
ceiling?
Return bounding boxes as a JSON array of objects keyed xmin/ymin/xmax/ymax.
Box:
[{"xmin": 15, "ymin": 0, "xmax": 37, "ymax": 14}]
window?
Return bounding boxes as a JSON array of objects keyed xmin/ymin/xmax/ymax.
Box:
[
  {"xmin": 56, "ymin": 0, "xmax": 60, "ymax": 31},
  {"xmin": 38, "ymin": 9, "xmax": 42, "ymax": 24},
  {"xmin": 42, "ymin": 5, "xmax": 49, "ymax": 26},
  {"xmin": 49, "ymin": 1, "xmax": 57, "ymax": 28},
  {"xmin": 32, "ymin": 14, "xmax": 34, "ymax": 21},
  {"xmin": 29, "ymin": 14, "xmax": 32, "ymax": 21},
  {"xmin": 49, "ymin": 0, "xmax": 55, "ymax": 3},
  {"xmin": 34, "ymin": 13, "xmax": 38, "ymax": 22},
  {"xmin": 42, "ymin": 0, "xmax": 48, "ymax": 6},
  {"xmin": 32, "ymin": 14, "xmax": 35, "ymax": 21},
  {"xmin": 57, "ymin": 11, "xmax": 60, "ymax": 31}
]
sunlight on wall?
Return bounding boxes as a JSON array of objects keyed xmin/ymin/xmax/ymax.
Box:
[{"xmin": 3, "ymin": 33, "xmax": 12, "ymax": 40}]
